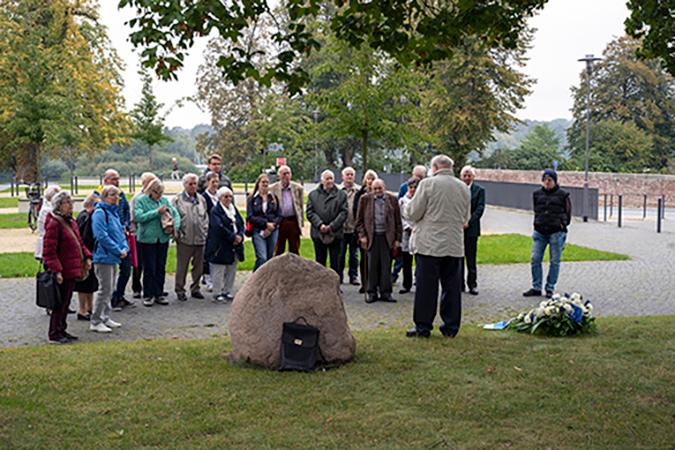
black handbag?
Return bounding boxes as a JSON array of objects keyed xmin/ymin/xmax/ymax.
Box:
[
  {"xmin": 279, "ymin": 317, "xmax": 322, "ymax": 371},
  {"xmin": 36, "ymin": 269, "xmax": 61, "ymax": 309}
]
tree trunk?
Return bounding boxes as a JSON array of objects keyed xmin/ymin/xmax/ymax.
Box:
[
  {"xmin": 341, "ymin": 141, "xmax": 353, "ymax": 169},
  {"xmin": 360, "ymin": 128, "xmax": 369, "ymax": 175},
  {"xmin": 16, "ymin": 143, "xmax": 40, "ymax": 183}
]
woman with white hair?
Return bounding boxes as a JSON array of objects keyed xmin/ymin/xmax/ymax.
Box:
[
  {"xmin": 134, "ymin": 178, "xmax": 180, "ymax": 307},
  {"xmin": 205, "ymin": 186, "xmax": 244, "ymax": 302},
  {"xmin": 35, "ymin": 185, "xmax": 62, "ymax": 260},
  {"xmin": 42, "ymin": 191, "xmax": 92, "ymax": 343}
]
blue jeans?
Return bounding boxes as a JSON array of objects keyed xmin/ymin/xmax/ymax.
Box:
[
  {"xmin": 252, "ymin": 229, "xmax": 278, "ymax": 272},
  {"xmin": 112, "ymin": 255, "xmax": 131, "ymax": 306},
  {"xmin": 530, "ymin": 230, "xmax": 567, "ymax": 292}
]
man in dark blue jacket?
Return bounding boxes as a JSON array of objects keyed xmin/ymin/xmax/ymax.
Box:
[
  {"xmin": 460, "ymin": 166, "xmax": 485, "ymax": 296},
  {"xmin": 523, "ymin": 169, "xmax": 572, "ymax": 299}
]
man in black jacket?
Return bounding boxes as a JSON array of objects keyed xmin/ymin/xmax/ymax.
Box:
[
  {"xmin": 460, "ymin": 166, "xmax": 485, "ymax": 295},
  {"xmin": 523, "ymin": 169, "xmax": 572, "ymax": 299}
]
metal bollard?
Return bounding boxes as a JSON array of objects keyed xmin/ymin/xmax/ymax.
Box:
[
  {"xmin": 75, "ymin": 176, "xmax": 79, "ymax": 194},
  {"xmin": 643, "ymin": 194, "xmax": 647, "ymax": 219},
  {"xmin": 244, "ymin": 175, "xmax": 248, "ymax": 197},
  {"xmin": 99, "ymin": 175, "xmax": 103, "ymax": 186},
  {"xmin": 10, "ymin": 179, "xmax": 14, "ymax": 197},
  {"xmin": 603, "ymin": 194, "xmax": 607, "ymax": 222},
  {"xmin": 70, "ymin": 176, "xmax": 74, "ymax": 195},
  {"xmin": 657, "ymin": 198, "xmax": 662, "ymax": 233},
  {"xmin": 618, "ymin": 195, "xmax": 623, "ymax": 228},
  {"xmin": 661, "ymin": 195, "xmax": 666, "ymax": 220}
]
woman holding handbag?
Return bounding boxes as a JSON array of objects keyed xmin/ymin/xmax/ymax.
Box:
[
  {"xmin": 134, "ymin": 178, "xmax": 180, "ymax": 307},
  {"xmin": 246, "ymin": 174, "xmax": 281, "ymax": 271},
  {"xmin": 41, "ymin": 192, "xmax": 92, "ymax": 344}
]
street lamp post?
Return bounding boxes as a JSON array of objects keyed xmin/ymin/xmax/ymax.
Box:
[
  {"xmin": 313, "ymin": 108, "xmax": 320, "ymax": 183},
  {"xmin": 578, "ymin": 54, "xmax": 601, "ymax": 222}
]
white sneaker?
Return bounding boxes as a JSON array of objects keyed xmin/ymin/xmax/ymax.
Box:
[
  {"xmin": 104, "ymin": 319, "xmax": 122, "ymax": 328},
  {"xmin": 90, "ymin": 323, "xmax": 112, "ymax": 333}
]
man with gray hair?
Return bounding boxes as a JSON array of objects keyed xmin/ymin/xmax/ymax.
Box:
[
  {"xmin": 460, "ymin": 165, "xmax": 485, "ymax": 295},
  {"xmin": 270, "ymin": 165, "xmax": 304, "ymax": 255},
  {"xmin": 95, "ymin": 169, "xmax": 133, "ymax": 310},
  {"xmin": 171, "ymin": 173, "xmax": 209, "ymax": 301},
  {"xmin": 306, "ymin": 169, "xmax": 348, "ymax": 274},
  {"xmin": 339, "ymin": 166, "xmax": 361, "ymax": 285},
  {"xmin": 405, "ymin": 155, "xmax": 470, "ymax": 338}
]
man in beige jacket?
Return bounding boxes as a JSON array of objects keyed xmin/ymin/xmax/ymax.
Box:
[
  {"xmin": 270, "ymin": 165, "xmax": 304, "ymax": 255},
  {"xmin": 405, "ymin": 155, "xmax": 470, "ymax": 338}
]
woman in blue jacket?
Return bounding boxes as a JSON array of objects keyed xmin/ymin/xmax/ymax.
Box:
[
  {"xmin": 205, "ymin": 186, "xmax": 244, "ymax": 302},
  {"xmin": 246, "ymin": 174, "xmax": 281, "ymax": 271},
  {"xmin": 91, "ymin": 185, "xmax": 129, "ymax": 333}
]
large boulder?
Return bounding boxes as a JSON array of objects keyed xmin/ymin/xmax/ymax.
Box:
[{"xmin": 228, "ymin": 253, "xmax": 356, "ymax": 369}]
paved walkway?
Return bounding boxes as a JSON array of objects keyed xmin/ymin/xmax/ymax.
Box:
[{"xmin": 1, "ymin": 207, "xmax": 673, "ymax": 347}]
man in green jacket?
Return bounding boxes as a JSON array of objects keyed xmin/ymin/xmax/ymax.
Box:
[{"xmin": 306, "ymin": 170, "xmax": 348, "ymax": 274}]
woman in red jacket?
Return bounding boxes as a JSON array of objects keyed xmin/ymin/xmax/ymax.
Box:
[{"xmin": 42, "ymin": 192, "xmax": 92, "ymax": 344}]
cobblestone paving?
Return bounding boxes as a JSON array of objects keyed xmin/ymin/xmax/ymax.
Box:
[{"xmin": 1, "ymin": 206, "xmax": 673, "ymax": 347}]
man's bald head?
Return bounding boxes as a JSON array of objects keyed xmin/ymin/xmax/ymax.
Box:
[
  {"xmin": 372, "ymin": 178, "xmax": 385, "ymax": 196},
  {"xmin": 103, "ymin": 169, "xmax": 120, "ymax": 187}
]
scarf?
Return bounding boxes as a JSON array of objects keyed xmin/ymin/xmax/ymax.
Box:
[{"xmin": 220, "ymin": 201, "xmax": 238, "ymax": 233}]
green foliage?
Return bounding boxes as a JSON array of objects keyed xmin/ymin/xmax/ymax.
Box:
[
  {"xmin": 475, "ymin": 125, "xmax": 565, "ymax": 171},
  {"xmin": 120, "ymin": 0, "xmax": 547, "ymax": 94},
  {"xmin": 567, "ymin": 36, "xmax": 675, "ymax": 172},
  {"xmin": 624, "ymin": 0, "xmax": 675, "ymax": 76},
  {"xmin": 568, "ymin": 120, "xmax": 654, "ymax": 172},
  {"xmin": 0, "ymin": 0, "xmax": 127, "ymax": 181},
  {"xmin": 421, "ymin": 36, "xmax": 533, "ymax": 169},
  {"xmin": 1, "ymin": 317, "xmax": 674, "ymax": 447}
]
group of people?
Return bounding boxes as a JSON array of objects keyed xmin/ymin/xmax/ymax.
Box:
[{"xmin": 36, "ymin": 150, "xmax": 572, "ymax": 343}]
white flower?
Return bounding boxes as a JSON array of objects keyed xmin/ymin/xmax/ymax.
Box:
[
  {"xmin": 540, "ymin": 301, "xmax": 548, "ymax": 308},
  {"xmin": 524, "ymin": 314, "xmax": 532, "ymax": 324},
  {"xmin": 570, "ymin": 293, "xmax": 582, "ymax": 302},
  {"xmin": 563, "ymin": 304, "xmax": 573, "ymax": 313},
  {"xmin": 552, "ymin": 293, "xmax": 561, "ymax": 301}
]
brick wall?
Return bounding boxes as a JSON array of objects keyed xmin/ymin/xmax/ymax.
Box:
[{"xmin": 475, "ymin": 169, "xmax": 674, "ymax": 208}]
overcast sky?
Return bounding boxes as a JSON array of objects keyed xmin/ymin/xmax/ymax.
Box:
[{"xmin": 100, "ymin": 0, "xmax": 629, "ymax": 129}]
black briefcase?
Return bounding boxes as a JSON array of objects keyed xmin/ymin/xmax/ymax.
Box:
[
  {"xmin": 36, "ymin": 269, "xmax": 61, "ymax": 310},
  {"xmin": 279, "ymin": 317, "xmax": 321, "ymax": 371}
]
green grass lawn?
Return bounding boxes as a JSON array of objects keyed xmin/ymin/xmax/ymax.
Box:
[
  {"xmin": 0, "ymin": 213, "xmax": 27, "ymax": 229},
  {"xmin": 0, "ymin": 197, "xmax": 18, "ymax": 208},
  {"xmin": 0, "ymin": 316, "xmax": 673, "ymax": 448},
  {"xmin": 0, "ymin": 234, "xmax": 628, "ymax": 278}
]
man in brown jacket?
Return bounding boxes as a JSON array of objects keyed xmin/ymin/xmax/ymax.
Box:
[
  {"xmin": 270, "ymin": 165, "xmax": 304, "ymax": 255},
  {"xmin": 355, "ymin": 179, "xmax": 402, "ymax": 303}
]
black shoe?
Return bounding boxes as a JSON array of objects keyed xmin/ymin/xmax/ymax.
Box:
[
  {"xmin": 63, "ymin": 332, "xmax": 78, "ymax": 341},
  {"xmin": 440, "ymin": 326, "xmax": 457, "ymax": 338},
  {"xmin": 162, "ymin": 291, "xmax": 169, "ymax": 297},
  {"xmin": 468, "ymin": 288, "xmax": 479, "ymax": 296},
  {"xmin": 154, "ymin": 296, "xmax": 169, "ymax": 305},
  {"xmin": 365, "ymin": 295, "xmax": 378, "ymax": 304},
  {"xmin": 461, "ymin": 286, "xmax": 466, "ymax": 293},
  {"xmin": 118, "ymin": 298, "xmax": 136, "ymax": 308},
  {"xmin": 191, "ymin": 291, "xmax": 205, "ymax": 299},
  {"xmin": 545, "ymin": 290, "xmax": 553, "ymax": 298},
  {"xmin": 380, "ymin": 295, "xmax": 397, "ymax": 303},
  {"xmin": 358, "ymin": 286, "xmax": 365, "ymax": 294},
  {"xmin": 77, "ymin": 313, "xmax": 91, "ymax": 321},
  {"xmin": 350, "ymin": 277, "xmax": 359, "ymax": 286},
  {"xmin": 405, "ymin": 328, "xmax": 431, "ymax": 338},
  {"xmin": 49, "ymin": 337, "xmax": 70, "ymax": 345},
  {"xmin": 176, "ymin": 293, "xmax": 188, "ymax": 302},
  {"xmin": 67, "ymin": 308, "xmax": 76, "ymax": 314},
  {"xmin": 133, "ymin": 292, "xmax": 142, "ymax": 299},
  {"xmin": 523, "ymin": 288, "xmax": 542, "ymax": 297},
  {"xmin": 399, "ymin": 288, "xmax": 411, "ymax": 294}
]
